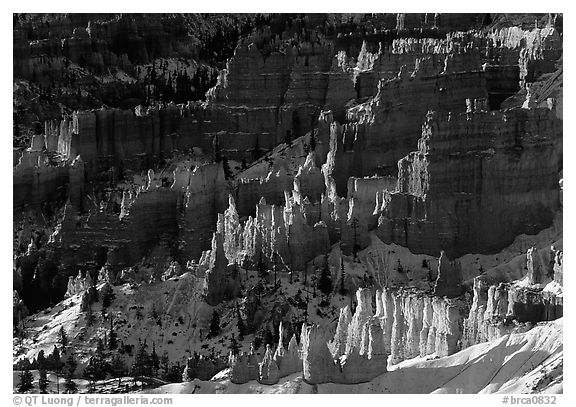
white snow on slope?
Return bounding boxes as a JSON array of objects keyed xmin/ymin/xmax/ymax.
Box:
[{"xmin": 147, "ymin": 318, "xmax": 562, "ymax": 394}]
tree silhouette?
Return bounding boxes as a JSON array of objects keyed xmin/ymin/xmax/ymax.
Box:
[
  {"xmin": 49, "ymin": 346, "xmax": 63, "ymax": 393},
  {"xmin": 63, "ymin": 353, "xmax": 78, "ymax": 393},
  {"xmin": 17, "ymin": 368, "xmax": 34, "ymax": 393},
  {"xmin": 339, "ymin": 256, "xmax": 347, "ymax": 296},
  {"xmin": 110, "ymin": 354, "xmax": 127, "ymax": 388},
  {"xmin": 57, "ymin": 326, "xmax": 68, "ymax": 348},
  {"xmin": 131, "ymin": 340, "xmax": 151, "ymax": 387},
  {"xmin": 208, "ymin": 311, "xmax": 221, "ymax": 338},
  {"xmin": 229, "ymin": 333, "xmax": 240, "ymax": 356},
  {"xmin": 351, "ymin": 217, "xmax": 360, "ymax": 260},
  {"xmin": 318, "ymin": 254, "xmax": 333, "ymax": 295},
  {"xmin": 38, "ymin": 367, "xmax": 48, "ymax": 393},
  {"xmin": 235, "ymin": 303, "xmax": 246, "ymax": 341}
]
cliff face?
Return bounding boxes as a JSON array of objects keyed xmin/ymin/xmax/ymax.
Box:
[
  {"xmin": 319, "ymin": 66, "xmax": 488, "ymax": 196},
  {"xmin": 13, "ymin": 148, "xmax": 70, "ymax": 209},
  {"xmin": 375, "ymin": 105, "xmax": 562, "ymax": 258}
]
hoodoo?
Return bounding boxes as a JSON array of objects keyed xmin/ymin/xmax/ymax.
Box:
[{"xmin": 13, "ymin": 13, "xmax": 562, "ymax": 395}]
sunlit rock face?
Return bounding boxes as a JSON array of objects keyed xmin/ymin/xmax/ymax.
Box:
[
  {"xmin": 463, "ymin": 244, "xmax": 563, "ymax": 348},
  {"xmin": 302, "ymin": 287, "xmax": 466, "ymax": 384}
]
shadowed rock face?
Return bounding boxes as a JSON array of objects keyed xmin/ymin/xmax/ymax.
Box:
[
  {"xmin": 375, "ymin": 106, "xmax": 562, "ymax": 258},
  {"xmin": 434, "ymin": 251, "xmax": 464, "ymax": 298}
]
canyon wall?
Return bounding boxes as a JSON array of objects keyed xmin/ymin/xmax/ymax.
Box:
[{"xmin": 375, "ymin": 104, "xmax": 562, "ymax": 258}]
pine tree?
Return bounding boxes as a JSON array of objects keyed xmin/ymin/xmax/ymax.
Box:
[
  {"xmin": 235, "ymin": 303, "xmax": 245, "ymax": 341},
  {"xmin": 49, "ymin": 346, "xmax": 63, "ymax": 393},
  {"xmin": 229, "ymin": 333, "xmax": 240, "ymax": 356},
  {"xmin": 339, "ymin": 256, "xmax": 347, "ymax": 295},
  {"xmin": 310, "ymin": 132, "xmax": 316, "ymax": 151},
  {"xmin": 17, "ymin": 368, "xmax": 34, "ymax": 393},
  {"xmin": 38, "ymin": 367, "xmax": 48, "ymax": 393},
  {"xmin": 110, "ymin": 354, "xmax": 127, "ymax": 388},
  {"xmin": 92, "ymin": 338, "xmax": 107, "ymax": 380},
  {"xmin": 160, "ymin": 353, "xmax": 170, "ymax": 381},
  {"xmin": 100, "ymin": 283, "xmax": 115, "ymax": 308},
  {"xmin": 150, "ymin": 343, "xmax": 160, "ymax": 376},
  {"xmin": 64, "ymin": 374, "xmax": 77, "ymax": 393},
  {"xmin": 58, "ymin": 326, "xmax": 68, "ymax": 348},
  {"xmin": 318, "ymin": 254, "xmax": 333, "ymax": 295},
  {"xmin": 108, "ymin": 323, "xmax": 117, "ymax": 350},
  {"xmin": 213, "ymin": 135, "xmax": 222, "ymax": 162},
  {"xmin": 262, "ymin": 327, "xmax": 274, "ymax": 347},
  {"xmin": 85, "ymin": 305, "xmax": 95, "ymax": 327},
  {"xmin": 351, "ymin": 217, "xmax": 360, "ymax": 260},
  {"xmin": 83, "ymin": 362, "xmax": 98, "ymax": 393},
  {"xmin": 149, "ymin": 303, "xmax": 159, "ymax": 321},
  {"xmin": 63, "ymin": 353, "xmax": 78, "ymax": 393},
  {"xmin": 131, "ymin": 340, "xmax": 151, "ymax": 386},
  {"xmin": 36, "ymin": 349, "xmax": 46, "ymax": 370},
  {"xmin": 208, "ymin": 311, "xmax": 220, "ymax": 338},
  {"xmin": 222, "ymin": 156, "xmax": 232, "ymax": 179},
  {"xmin": 65, "ymin": 353, "xmax": 77, "ymax": 377}
]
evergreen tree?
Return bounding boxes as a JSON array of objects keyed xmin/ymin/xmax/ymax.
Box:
[
  {"xmin": 149, "ymin": 303, "xmax": 159, "ymax": 321},
  {"xmin": 85, "ymin": 305, "xmax": 95, "ymax": 327},
  {"xmin": 64, "ymin": 374, "xmax": 77, "ymax": 393},
  {"xmin": 108, "ymin": 327, "xmax": 117, "ymax": 350},
  {"xmin": 38, "ymin": 367, "xmax": 48, "ymax": 393},
  {"xmin": 318, "ymin": 254, "xmax": 333, "ymax": 295},
  {"xmin": 131, "ymin": 340, "xmax": 151, "ymax": 386},
  {"xmin": 222, "ymin": 156, "xmax": 232, "ymax": 179},
  {"xmin": 208, "ymin": 311, "xmax": 220, "ymax": 338},
  {"xmin": 100, "ymin": 283, "xmax": 115, "ymax": 308},
  {"xmin": 262, "ymin": 327, "xmax": 274, "ymax": 347},
  {"xmin": 229, "ymin": 333, "xmax": 240, "ymax": 356},
  {"xmin": 339, "ymin": 256, "xmax": 347, "ymax": 295},
  {"xmin": 36, "ymin": 349, "xmax": 46, "ymax": 370},
  {"xmin": 63, "ymin": 352, "xmax": 78, "ymax": 393},
  {"xmin": 150, "ymin": 343, "xmax": 160, "ymax": 376},
  {"xmin": 92, "ymin": 338, "xmax": 107, "ymax": 380},
  {"xmin": 57, "ymin": 326, "xmax": 68, "ymax": 348},
  {"xmin": 159, "ymin": 353, "xmax": 170, "ymax": 381},
  {"xmin": 257, "ymin": 255, "xmax": 268, "ymax": 280},
  {"xmin": 166, "ymin": 362, "xmax": 182, "ymax": 383},
  {"xmin": 83, "ymin": 362, "xmax": 98, "ymax": 393},
  {"xmin": 251, "ymin": 336, "xmax": 262, "ymax": 351},
  {"xmin": 213, "ymin": 135, "xmax": 222, "ymax": 162},
  {"xmin": 17, "ymin": 368, "xmax": 34, "ymax": 393},
  {"xmin": 65, "ymin": 353, "xmax": 77, "ymax": 377},
  {"xmin": 309, "ymin": 132, "xmax": 316, "ymax": 151},
  {"xmin": 351, "ymin": 217, "xmax": 360, "ymax": 260},
  {"xmin": 49, "ymin": 346, "xmax": 63, "ymax": 393},
  {"xmin": 235, "ymin": 303, "xmax": 245, "ymax": 341},
  {"xmin": 110, "ymin": 354, "xmax": 127, "ymax": 388}
]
